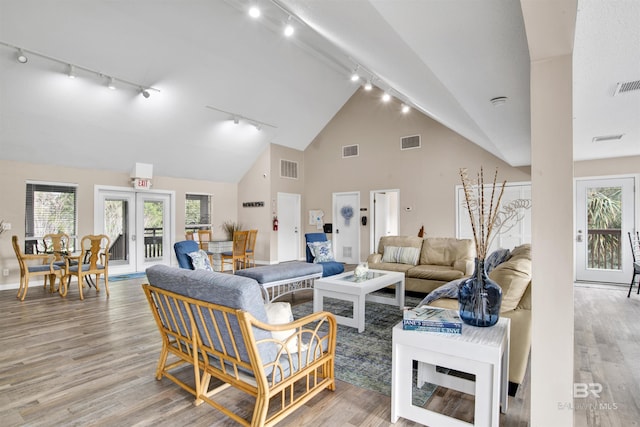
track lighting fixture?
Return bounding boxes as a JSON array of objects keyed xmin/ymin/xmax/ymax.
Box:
[
  {"xmin": 249, "ymin": 2, "xmax": 261, "ymax": 19},
  {"xmin": 206, "ymin": 105, "xmax": 277, "ymax": 130},
  {"xmin": 350, "ymin": 68, "xmax": 360, "ymax": 82},
  {"xmin": 16, "ymin": 48, "xmax": 27, "ymax": 63},
  {"xmin": 284, "ymin": 16, "xmax": 294, "ymax": 37},
  {"xmin": 401, "ymin": 104, "xmax": 410, "ymax": 113},
  {"xmin": 364, "ymin": 80, "xmax": 373, "ymax": 91},
  {"xmin": 382, "ymin": 92, "xmax": 391, "ymax": 102},
  {"xmin": 1, "ymin": 41, "xmax": 160, "ymax": 96}
]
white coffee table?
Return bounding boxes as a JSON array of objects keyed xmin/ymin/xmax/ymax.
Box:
[
  {"xmin": 391, "ymin": 316, "xmax": 510, "ymax": 427},
  {"xmin": 313, "ymin": 269, "xmax": 405, "ymax": 333}
]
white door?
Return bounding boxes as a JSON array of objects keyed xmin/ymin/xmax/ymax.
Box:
[
  {"xmin": 277, "ymin": 192, "xmax": 301, "ymax": 262},
  {"xmin": 333, "ymin": 191, "xmax": 360, "ymax": 263},
  {"xmin": 96, "ymin": 188, "xmax": 174, "ymax": 274},
  {"xmin": 370, "ymin": 190, "xmax": 399, "ymax": 253},
  {"xmin": 576, "ymin": 177, "xmax": 635, "ymax": 283}
]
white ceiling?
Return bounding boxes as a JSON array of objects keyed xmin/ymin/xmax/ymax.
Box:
[{"xmin": 0, "ymin": 0, "xmax": 638, "ymax": 183}]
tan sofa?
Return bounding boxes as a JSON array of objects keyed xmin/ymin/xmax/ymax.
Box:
[
  {"xmin": 430, "ymin": 243, "xmax": 532, "ymax": 394},
  {"xmin": 366, "ymin": 236, "xmax": 476, "ymax": 293}
]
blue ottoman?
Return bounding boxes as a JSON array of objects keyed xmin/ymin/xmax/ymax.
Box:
[{"xmin": 235, "ymin": 262, "xmax": 323, "ymax": 302}]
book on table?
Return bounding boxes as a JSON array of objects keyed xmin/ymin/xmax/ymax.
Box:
[{"xmin": 402, "ymin": 306, "xmax": 462, "ymax": 334}]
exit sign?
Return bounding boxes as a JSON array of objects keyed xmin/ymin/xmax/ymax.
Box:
[{"xmin": 133, "ymin": 178, "xmax": 152, "ymax": 189}]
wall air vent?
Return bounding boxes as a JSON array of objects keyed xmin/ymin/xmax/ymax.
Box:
[
  {"xmin": 280, "ymin": 159, "xmax": 299, "ymax": 179},
  {"xmin": 342, "ymin": 144, "xmax": 359, "ymax": 158},
  {"xmin": 401, "ymin": 135, "xmax": 421, "ymax": 150},
  {"xmin": 592, "ymin": 134, "xmax": 624, "ymax": 143},
  {"xmin": 613, "ymin": 80, "xmax": 640, "ymax": 96}
]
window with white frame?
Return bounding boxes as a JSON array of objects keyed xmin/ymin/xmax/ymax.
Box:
[
  {"xmin": 185, "ymin": 193, "xmax": 212, "ymax": 232},
  {"xmin": 25, "ymin": 182, "xmax": 78, "ymax": 254}
]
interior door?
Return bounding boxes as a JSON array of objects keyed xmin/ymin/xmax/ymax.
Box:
[
  {"xmin": 277, "ymin": 192, "xmax": 301, "ymax": 262},
  {"xmin": 96, "ymin": 187, "xmax": 174, "ymax": 274},
  {"xmin": 333, "ymin": 191, "xmax": 360, "ymax": 263},
  {"xmin": 371, "ymin": 190, "xmax": 399, "ymax": 253},
  {"xmin": 575, "ymin": 177, "xmax": 635, "ymax": 283}
]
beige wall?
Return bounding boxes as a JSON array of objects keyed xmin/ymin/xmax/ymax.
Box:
[
  {"xmin": 303, "ymin": 87, "xmax": 531, "ymax": 261},
  {"xmin": 270, "ymin": 143, "xmax": 306, "ymax": 262},
  {"xmin": 0, "ymin": 159, "xmax": 237, "ymax": 287},
  {"xmin": 575, "ymin": 155, "xmax": 640, "ymax": 177}
]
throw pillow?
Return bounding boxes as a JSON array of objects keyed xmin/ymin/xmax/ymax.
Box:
[
  {"xmin": 382, "ymin": 246, "xmax": 420, "ymax": 265},
  {"xmin": 307, "ymin": 241, "xmax": 335, "ymax": 263},
  {"xmin": 485, "ymin": 248, "xmax": 511, "ymax": 273},
  {"xmin": 418, "ymin": 278, "xmax": 464, "ymax": 306},
  {"xmin": 187, "ymin": 250, "xmax": 213, "ymax": 271},
  {"xmin": 264, "ymin": 302, "xmax": 300, "ymax": 353}
]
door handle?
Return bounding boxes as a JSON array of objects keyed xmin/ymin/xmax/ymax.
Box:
[{"xmin": 132, "ymin": 235, "xmax": 136, "ymax": 242}]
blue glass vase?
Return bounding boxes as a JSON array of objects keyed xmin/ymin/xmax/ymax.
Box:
[{"xmin": 458, "ymin": 257, "xmax": 502, "ymax": 327}]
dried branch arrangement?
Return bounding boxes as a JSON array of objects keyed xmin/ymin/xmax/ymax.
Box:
[{"xmin": 459, "ymin": 167, "xmax": 507, "ymax": 259}]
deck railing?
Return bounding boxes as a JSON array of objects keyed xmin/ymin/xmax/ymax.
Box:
[{"xmin": 587, "ymin": 229, "xmax": 621, "ymax": 270}]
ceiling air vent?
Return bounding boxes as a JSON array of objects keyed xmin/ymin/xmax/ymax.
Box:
[
  {"xmin": 592, "ymin": 134, "xmax": 624, "ymax": 143},
  {"xmin": 280, "ymin": 159, "xmax": 298, "ymax": 179},
  {"xmin": 342, "ymin": 144, "xmax": 359, "ymax": 158},
  {"xmin": 401, "ymin": 135, "xmax": 421, "ymax": 150},
  {"xmin": 613, "ymin": 80, "xmax": 640, "ymax": 96}
]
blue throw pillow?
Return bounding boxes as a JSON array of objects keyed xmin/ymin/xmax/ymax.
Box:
[{"xmin": 485, "ymin": 248, "xmax": 511, "ymax": 273}]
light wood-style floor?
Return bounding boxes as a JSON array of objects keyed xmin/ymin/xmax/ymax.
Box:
[{"xmin": 0, "ymin": 278, "xmax": 637, "ymax": 426}]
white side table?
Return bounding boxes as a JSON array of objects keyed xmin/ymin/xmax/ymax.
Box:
[
  {"xmin": 391, "ymin": 316, "xmax": 510, "ymax": 427},
  {"xmin": 206, "ymin": 240, "xmax": 233, "ymax": 272}
]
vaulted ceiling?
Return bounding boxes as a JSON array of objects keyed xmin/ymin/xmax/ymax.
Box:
[{"xmin": 0, "ymin": 1, "xmax": 638, "ymax": 183}]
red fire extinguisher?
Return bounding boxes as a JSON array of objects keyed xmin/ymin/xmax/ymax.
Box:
[{"xmin": 273, "ymin": 216, "xmax": 279, "ymax": 231}]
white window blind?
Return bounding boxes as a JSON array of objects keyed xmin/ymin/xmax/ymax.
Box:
[{"xmin": 25, "ymin": 182, "xmax": 78, "ymax": 253}]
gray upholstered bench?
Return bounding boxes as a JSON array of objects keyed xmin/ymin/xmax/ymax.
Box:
[{"xmin": 235, "ymin": 261, "xmax": 323, "ymax": 302}]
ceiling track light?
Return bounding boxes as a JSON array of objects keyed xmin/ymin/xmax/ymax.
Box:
[
  {"xmin": 382, "ymin": 92, "xmax": 391, "ymax": 102},
  {"xmin": 16, "ymin": 48, "xmax": 27, "ymax": 63},
  {"xmin": 350, "ymin": 66, "xmax": 360, "ymax": 82},
  {"xmin": 284, "ymin": 16, "xmax": 294, "ymax": 37},
  {"xmin": 401, "ymin": 104, "xmax": 410, "ymax": 113},
  {"xmin": 206, "ymin": 105, "xmax": 277, "ymax": 129},
  {"xmin": 249, "ymin": 1, "xmax": 261, "ymax": 18},
  {"xmin": 364, "ymin": 80, "xmax": 373, "ymax": 91},
  {"xmin": 140, "ymin": 87, "xmax": 151, "ymax": 98},
  {"xmin": 107, "ymin": 77, "xmax": 116, "ymax": 90},
  {"xmin": 1, "ymin": 41, "xmax": 160, "ymax": 95}
]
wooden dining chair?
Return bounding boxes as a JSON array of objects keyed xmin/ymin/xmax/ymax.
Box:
[
  {"xmin": 62, "ymin": 234, "xmax": 110, "ymax": 300},
  {"xmin": 244, "ymin": 229, "xmax": 258, "ymax": 268},
  {"xmin": 12, "ymin": 235, "xmax": 64, "ymax": 301},
  {"xmin": 628, "ymin": 231, "xmax": 640, "ymax": 298},
  {"xmin": 220, "ymin": 230, "xmax": 249, "ymax": 273},
  {"xmin": 197, "ymin": 229, "xmax": 215, "ymax": 264},
  {"xmin": 41, "ymin": 232, "xmax": 71, "ymax": 291}
]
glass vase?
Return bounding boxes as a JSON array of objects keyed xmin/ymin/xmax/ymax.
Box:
[{"xmin": 458, "ymin": 257, "xmax": 502, "ymax": 327}]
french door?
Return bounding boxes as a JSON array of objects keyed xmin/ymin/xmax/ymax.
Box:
[
  {"xmin": 96, "ymin": 187, "xmax": 174, "ymax": 274},
  {"xmin": 575, "ymin": 177, "xmax": 635, "ymax": 283},
  {"xmin": 370, "ymin": 189, "xmax": 399, "ymax": 254}
]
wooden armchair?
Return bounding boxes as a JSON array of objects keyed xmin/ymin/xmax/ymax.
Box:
[
  {"xmin": 143, "ymin": 265, "xmax": 337, "ymax": 427},
  {"xmin": 62, "ymin": 234, "xmax": 110, "ymax": 300},
  {"xmin": 12, "ymin": 235, "xmax": 64, "ymax": 301}
]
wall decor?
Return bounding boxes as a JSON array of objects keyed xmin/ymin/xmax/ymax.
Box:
[{"xmin": 242, "ymin": 201, "xmax": 265, "ymax": 208}]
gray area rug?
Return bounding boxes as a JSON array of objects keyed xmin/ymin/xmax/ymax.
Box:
[{"xmin": 291, "ymin": 292, "xmax": 436, "ymax": 406}]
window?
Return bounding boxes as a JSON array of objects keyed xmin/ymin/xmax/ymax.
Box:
[
  {"xmin": 185, "ymin": 193, "xmax": 211, "ymax": 232},
  {"xmin": 25, "ymin": 182, "xmax": 78, "ymax": 253}
]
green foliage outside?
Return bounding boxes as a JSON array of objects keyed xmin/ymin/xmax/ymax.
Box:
[{"xmin": 587, "ymin": 187, "xmax": 622, "ymax": 269}]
